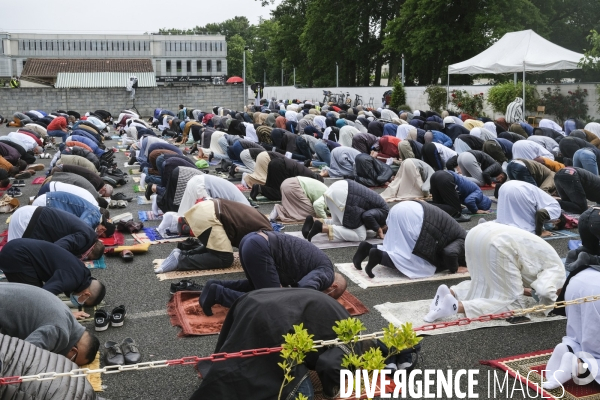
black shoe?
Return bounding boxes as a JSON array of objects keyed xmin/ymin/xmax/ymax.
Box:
[
  {"xmin": 102, "ymin": 176, "xmax": 118, "ymax": 186},
  {"xmin": 120, "ymin": 338, "xmax": 141, "ymax": 365},
  {"xmin": 107, "ymin": 168, "xmax": 125, "ymax": 177},
  {"xmin": 304, "ymin": 159, "xmax": 312, "ymax": 168},
  {"xmin": 454, "ymin": 214, "xmax": 472, "ymax": 223},
  {"xmin": 110, "ymin": 305, "xmax": 126, "ymax": 327},
  {"xmin": 208, "ymin": 153, "xmax": 214, "ymax": 163},
  {"xmin": 111, "ymin": 192, "xmax": 133, "ymax": 202},
  {"xmin": 170, "ymin": 279, "xmax": 204, "ymax": 295},
  {"xmin": 307, "ymin": 220, "xmax": 323, "ymax": 242},
  {"xmin": 145, "ymin": 182, "xmax": 154, "ymax": 200},
  {"xmin": 228, "ymin": 164, "xmax": 237, "ymax": 179},
  {"xmin": 250, "ymin": 184, "xmax": 260, "ymax": 201},
  {"xmin": 94, "ymin": 309, "xmax": 110, "ymax": 332},
  {"xmin": 177, "ymin": 237, "xmax": 200, "ymax": 251},
  {"xmin": 128, "ymin": 154, "xmax": 137, "ymax": 165},
  {"xmin": 353, "ymin": 241, "xmax": 374, "ymax": 271},
  {"xmin": 100, "ymin": 151, "xmax": 114, "ymax": 161},
  {"xmin": 302, "ymin": 215, "xmax": 314, "ymax": 239},
  {"xmin": 104, "ymin": 341, "xmax": 125, "ymax": 366}
]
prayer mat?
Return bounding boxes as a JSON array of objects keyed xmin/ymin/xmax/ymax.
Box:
[
  {"xmin": 481, "ymin": 350, "xmax": 600, "ymax": 400},
  {"xmin": 84, "ymin": 257, "xmax": 107, "ymax": 270},
  {"xmin": 137, "ymin": 196, "xmax": 152, "ymax": 205},
  {"xmin": 153, "ymin": 253, "xmax": 243, "ymax": 281},
  {"xmin": 569, "ymin": 240, "xmax": 582, "ymax": 250},
  {"xmin": 168, "ymin": 290, "xmax": 368, "ymax": 337},
  {"xmin": 132, "ymin": 227, "xmax": 186, "ymax": 244},
  {"xmin": 250, "ymin": 195, "xmax": 281, "ymax": 204},
  {"xmin": 235, "ymin": 183, "xmax": 250, "ymax": 192},
  {"xmin": 110, "ymin": 136, "xmax": 121, "ymax": 141},
  {"xmin": 375, "ymin": 298, "xmax": 565, "ymax": 336},
  {"xmin": 133, "ymin": 184, "xmax": 145, "ymax": 193},
  {"xmin": 479, "ymin": 184, "xmax": 495, "ymax": 190},
  {"xmin": 543, "ymin": 230, "xmax": 580, "ymax": 241},
  {"xmin": 31, "ymin": 177, "xmax": 45, "ymax": 184},
  {"xmin": 336, "ymin": 262, "xmax": 470, "ymax": 289},
  {"xmin": 465, "ymin": 208, "xmax": 497, "ymax": 215},
  {"xmin": 132, "ymin": 176, "xmax": 140, "ymax": 183},
  {"xmin": 129, "ymin": 169, "xmax": 141, "ymax": 175},
  {"xmin": 82, "ymin": 352, "xmax": 103, "ymax": 392},
  {"xmin": 98, "ymin": 232, "xmax": 125, "ymax": 246},
  {"xmin": 0, "ymin": 230, "xmax": 7, "ymax": 252},
  {"xmin": 263, "ymin": 214, "xmax": 310, "ymax": 225},
  {"xmin": 285, "ymin": 231, "xmax": 383, "ymax": 250},
  {"xmin": 138, "ymin": 210, "xmax": 163, "ymax": 221}
]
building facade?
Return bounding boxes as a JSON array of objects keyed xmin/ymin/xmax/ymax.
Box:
[{"xmin": 0, "ymin": 33, "xmax": 227, "ymax": 83}]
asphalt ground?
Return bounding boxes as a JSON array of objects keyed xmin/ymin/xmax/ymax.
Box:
[{"xmin": 0, "ymin": 125, "xmax": 573, "ymax": 400}]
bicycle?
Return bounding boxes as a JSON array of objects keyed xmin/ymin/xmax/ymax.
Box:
[
  {"xmin": 345, "ymin": 92, "xmax": 352, "ymax": 106},
  {"xmin": 337, "ymin": 92, "xmax": 346, "ymax": 105},
  {"xmin": 353, "ymin": 94, "xmax": 363, "ymax": 107},
  {"xmin": 322, "ymin": 90, "xmax": 332, "ymax": 104}
]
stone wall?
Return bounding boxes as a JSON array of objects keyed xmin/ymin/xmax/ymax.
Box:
[{"xmin": 0, "ymin": 85, "xmax": 244, "ymax": 118}]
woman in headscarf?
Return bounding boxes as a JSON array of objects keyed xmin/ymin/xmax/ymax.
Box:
[
  {"xmin": 270, "ymin": 129, "xmax": 308, "ymax": 161},
  {"xmin": 243, "ymin": 151, "xmax": 274, "ymax": 188},
  {"xmin": 483, "ymin": 122, "xmax": 498, "ymax": 136},
  {"xmin": 265, "ymin": 113, "xmax": 277, "ymax": 128},
  {"xmin": 321, "ymin": 147, "xmax": 361, "ymax": 178},
  {"xmin": 353, "ymin": 200, "xmax": 467, "ymax": 279},
  {"xmin": 396, "ymin": 124, "xmax": 416, "ymax": 140},
  {"xmin": 251, "ymin": 156, "xmax": 324, "ymax": 201},
  {"xmin": 275, "ymin": 116, "xmax": 287, "ymax": 129},
  {"xmin": 382, "ymin": 123, "xmax": 398, "ymax": 137},
  {"xmin": 539, "ymin": 119, "xmax": 564, "ymax": 135},
  {"xmin": 470, "ymin": 127, "xmax": 496, "ymax": 141},
  {"xmin": 339, "ymin": 125, "xmax": 359, "ymax": 147},
  {"xmin": 509, "ymin": 123, "xmax": 528, "ymax": 138},
  {"xmin": 157, "ymin": 166, "xmax": 204, "ymax": 213},
  {"xmin": 463, "ymin": 119, "xmax": 484, "ymax": 131},
  {"xmin": 380, "ymin": 159, "xmax": 434, "ymax": 202}
]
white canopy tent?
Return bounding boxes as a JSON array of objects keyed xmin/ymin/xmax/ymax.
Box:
[{"xmin": 447, "ymin": 30, "xmax": 584, "ymax": 115}]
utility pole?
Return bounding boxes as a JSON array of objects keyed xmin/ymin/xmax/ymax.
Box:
[
  {"xmin": 401, "ymin": 54, "xmax": 405, "ymax": 84},
  {"xmin": 336, "ymin": 62, "xmax": 339, "ymax": 87}
]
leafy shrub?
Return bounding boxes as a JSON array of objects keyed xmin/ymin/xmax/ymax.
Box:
[
  {"xmin": 487, "ymin": 82, "xmax": 538, "ymax": 113},
  {"xmin": 397, "ymin": 104, "xmax": 412, "ymax": 112},
  {"xmin": 450, "ymin": 90, "xmax": 484, "ymax": 117},
  {"xmin": 390, "ymin": 79, "xmax": 407, "ymax": 109},
  {"xmin": 424, "ymin": 85, "xmax": 447, "ymax": 113},
  {"xmin": 538, "ymin": 86, "xmax": 589, "ymax": 123}
]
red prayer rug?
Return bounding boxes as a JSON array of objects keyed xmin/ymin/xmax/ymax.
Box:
[
  {"xmin": 481, "ymin": 350, "xmax": 600, "ymax": 399},
  {"xmin": 98, "ymin": 232, "xmax": 125, "ymax": 246}
]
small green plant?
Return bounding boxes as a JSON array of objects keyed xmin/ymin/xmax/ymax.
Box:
[
  {"xmin": 397, "ymin": 104, "xmax": 412, "ymax": 112},
  {"xmin": 424, "ymin": 85, "xmax": 447, "ymax": 113},
  {"xmin": 487, "ymin": 82, "xmax": 538, "ymax": 113},
  {"xmin": 296, "ymin": 394, "xmax": 308, "ymax": 400},
  {"xmin": 277, "ymin": 323, "xmax": 316, "ymax": 400},
  {"xmin": 390, "ymin": 79, "xmax": 407, "ymax": 109},
  {"xmin": 450, "ymin": 90, "xmax": 485, "ymax": 117}
]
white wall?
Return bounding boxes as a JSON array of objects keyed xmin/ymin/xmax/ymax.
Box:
[{"xmin": 261, "ymin": 83, "xmax": 600, "ymax": 120}]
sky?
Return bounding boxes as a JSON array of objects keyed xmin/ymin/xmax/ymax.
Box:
[{"xmin": 0, "ymin": 0, "xmax": 279, "ymax": 34}]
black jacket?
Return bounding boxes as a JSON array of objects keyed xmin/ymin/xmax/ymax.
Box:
[
  {"xmin": 343, "ymin": 179, "xmax": 389, "ymax": 230},
  {"xmin": 412, "ymin": 201, "xmax": 467, "ymax": 273},
  {"xmin": 65, "ymin": 147, "xmax": 100, "ymax": 170},
  {"xmin": 470, "ymin": 150, "xmax": 503, "ymax": 184},
  {"xmin": 354, "ymin": 153, "xmax": 393, "ymax": 188},
  {"xmin": 444, "ymin": 124, "xmax": 470, "ymax": 142},
  {"xmin": 23, "ymin": 207, "xmax": 97, "ymax": 258},
  {"xmin": 261, "ymin": 157, "xmax": 323, "ymax": 200},
  {"xmin": 455, "ymin": 134, "xmax": 484, "ymax": 151},
  {"xmin": 265, "ymin": 231, "xmax": 334, "ymax": 290},
  {"xmin": 0, "ymin": 238, "xmax": 92, "ymax": 296},
  {"xmin": 534, "ymin": 127, "xmax": 564, "ymax": 143}
]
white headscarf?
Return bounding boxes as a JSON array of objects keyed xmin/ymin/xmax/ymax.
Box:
[
  {"xmin": 443, "ymin": 116, "xmax": 455, "ymax": 127},
  {"xmin": 396, "ymin": 124, "xmax": 416, "ymax": 140},
  {"xmin": 584, "ymin": 122, "xmax": 600, "ymax": 138},
  {"xmin": 539, "ymin": 119, "xmax": 564, "ymax": 134},
  {"xmin": 483, "ymin": 122, "xmax": 497, "ymax": 134},
  {"xmin": 285, "ymin": 110, "xmax": 298, "ymax": 122}
]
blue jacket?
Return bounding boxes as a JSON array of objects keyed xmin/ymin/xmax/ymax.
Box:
[
  {"xmin": 519, "ymin": 122, "xmax": 534, "ymax": 136},
  {"xmin": 383, "ymin": 123, "xmax": 397, "ymax": 136},
  {"xmin": 449, "ymin": 171, "xmax": 492, "ymax": 213},
  {"xmin": 70, "ymin": 135, "xmax": 103, "ymax": 156},
  {"xmin": 431, "ymin": 130, "xmax": 453, "ymax": 148}
]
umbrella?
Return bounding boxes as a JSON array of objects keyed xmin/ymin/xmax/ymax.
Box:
[{"xmin": 226, "ymin": 76, "xmax": 243, "ymax": 84}]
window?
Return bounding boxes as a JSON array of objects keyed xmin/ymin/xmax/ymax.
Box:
[
  {"xmin": 196, "ymin": 60, "xmax": 202, "ymax": 73},
  {"xmin": 176, "ymin": 60, "xmax": 182, "ymax": 72},
  {"xmin": 185, "ymin": 42, "xmax": 188, "ymax": 51},
  {"xmin": 22, "ymin": 60, "xmax": 26, "ymax": 68},
  {"xmin": 217, "ymin": 60, "xmax": 222, "ymax": 72},
  {"xmin": 195, "ymin": 43, "xmax": 197, "ymax": 51},
  {"xmin": 166, "ymin": 60, "xmax": 172, "ymax": 73},
  {"xmin": 210, "ymin": 42, "xmax": 213, "ymax": 51},
  {"xmin": 207, "ymin": 60, "xmax": 212, "ymax": 73},
  {"xmin": 169, "ymin": 42, "xmax": 172, "ymax": 52},
  {"xmin": 220, "ymin": 43, "xmax": 223, "ymax": 52},
  {"xmin": 204, "ymin": 42, "xmax": 207, "ymax": 51},
  {"xmin": 186, "ymin": 60, "xmax": 191, "ymax": 74}
]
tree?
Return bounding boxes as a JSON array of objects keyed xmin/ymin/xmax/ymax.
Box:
[
  {"xmin": 390, "ymin": 79, "xmax": 407, "ymax": 109},
  {"xmin": 227, "ymin": 35, "xmax": 253, "ymax": 82}
]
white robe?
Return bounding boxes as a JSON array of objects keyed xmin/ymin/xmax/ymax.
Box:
[
  {"xmin": 339, "ymin": 126, "xmax": 359, "ymax": 148},
  {"xmin": 496, "ymin": 180, "xmax": 561, "ymax": 233},
  {"xmin": 562, "ymin": 268, "xmax": 600, "ymax": 384},
  {"xmin": 539, "ymin": 119, "xmax": 565, "ymax": 135},
  {"xmin": 512, "ymin": 140, "xmax": 555, "ymax": 161},
  {"xmin": 451, "ymin": 222, "xmax": 565, "ymax": 318},
  {"xmin": 378, "ymin": 201, "xmax": 435, "ymax": 279}
]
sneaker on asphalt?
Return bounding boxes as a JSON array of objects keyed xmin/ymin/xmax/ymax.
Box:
[
  {"xmin": 169, "ymin": 279, "xmax": 204, "ymax": 295},
  {"xmin": 94, "ymin": 309, "xmax": 110, "ymax": 332},
  {"xmin": 110, "ymin": 305, "xmax": 126, "ymax": 327}
]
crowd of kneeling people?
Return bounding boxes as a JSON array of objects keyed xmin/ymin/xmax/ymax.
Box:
[{"xmin": 1, "ymin": 99, "xmax": 599, "ymax": 398}]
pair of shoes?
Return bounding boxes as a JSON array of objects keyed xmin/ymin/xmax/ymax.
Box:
[
  {"xmin": 144, "ymin": 182, "xmax": 154, "ymax": 200},
  {"xmin": 6, "ymin": 187, "xmax": 22, "ymax": 197},
  {"xmin": 170, "ymin": 279, "xmax": 203, "ymax": 295},
  {"xmin": 104, "ymin": 338, "xmax": 141, "ymax": 366},
  {"xmin": 12, "ymin": 179, "xmax": 25, "ymax": 187},
  {"xmin": 111, "ymin": 192, "xmax": 133, "ymax": 201},
  {"xmin": 14, "ymin": 171, "xmax": 31, "ymax": 180},
  {"xmin": 107, "ymin": 168, "xmax": 126, "ymax": 177},
  {"xmin": 109, "ymin": 200, "xmax": 128, "ymax": 209},
  {"xmin": 116, "ymin": 219, "xmax": 143, "ymax": 233},
  {"xmin": 95, "ymin": 305, "xmax": 126, "ymax": 331},
  {"xmin": 38, "ymin": 153, "xmax": 52, "ymax": 159},
  {"xmin": 27, "ymin": 164, "xmax": 45, "ymax": 171}
]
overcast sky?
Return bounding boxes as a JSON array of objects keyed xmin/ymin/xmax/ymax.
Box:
[{"xmin": 0, "ymin": 0, "xmax": 278, "ymax": 34}]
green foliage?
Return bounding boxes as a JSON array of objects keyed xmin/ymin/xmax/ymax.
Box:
[
  {"xmin": 398, "ymin": 104, "xmax": 412, "ymax": 112},
  {"xmin": 332, "ymin": 318, "xmax": 366, "ymax": 343},
  {"xmin": 424, "ymin": 85, "xmax": 447, "ymax": 113},
  {"xmin": 295, "ymin": 394, "xmax": 308, "ymax": 400},
  {"xmin": 227, "ymin": 35, "xmax": 253, "ymax": 82},
  {"xmin": 390, "ymin": 79, "xmax": 407, "ymax": 109},
  {"xmin": 581, "ymin": 30, "xmax": 600, "ymax": 71},
  {"xmin": 487, "ymin": 82, "xmax": 538, "ymax": 113},
  {"xmin": 538, "ymin": 86, "xmax": 589, "ymax": 124},
  {"xmin": 450, "ymin": 90, "xmax": 485, "ymax": 116},
  {"xmin": 278, "ymin": 323, "xmax": 316, "ymax": 400},
  {"xmin": 381, "ymin": 323, "xmax": 422, "ymax": 353}
]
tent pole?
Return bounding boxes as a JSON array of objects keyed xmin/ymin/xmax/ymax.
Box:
[
  {"xmin": 522, "ymin": 63, "xmax": 526, "ymax": 118},
  {"xmin": 446, "ymin": 67, "xmax": 450, "ymax": 109}
]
